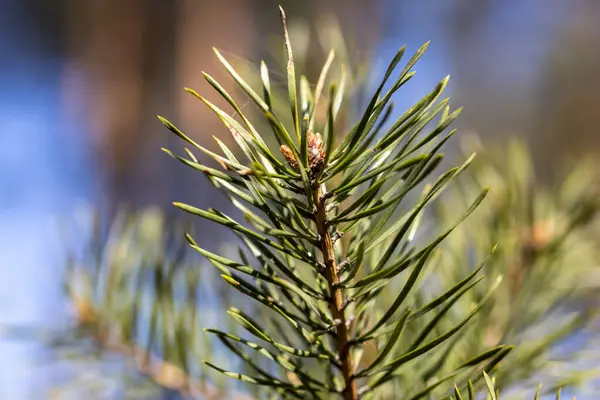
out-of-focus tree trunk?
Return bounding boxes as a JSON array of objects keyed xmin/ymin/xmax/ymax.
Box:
[
  {"xmin": 534, "ymin": 0, "xmax": 600, "ymax": 166},
  {"xmin": 62, "ymin": 0, "xmax": 148, "ymax": 209},
  {"xmin": 61, "ymin": 0, "xmax": 253, "ymax": 213},
  {"xmin": 172, "ymin": 0, "xmax": 253, "ymax": 212},
  {"xmin": 175, "ymin": 0, "xmax": 253, "ymax": 135}
]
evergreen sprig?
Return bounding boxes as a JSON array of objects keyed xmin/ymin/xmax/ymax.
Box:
[{"xmin": 160, "ymin": 6, "xmax": 497, "ymax": 399}]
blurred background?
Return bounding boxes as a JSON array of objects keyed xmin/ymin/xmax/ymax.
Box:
[{"xmin": 1, "ymin": 0, "xmax": 599, "ymax": 399}]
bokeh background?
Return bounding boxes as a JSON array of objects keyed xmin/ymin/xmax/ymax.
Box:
[{"xmin": 1, "ymin": 0, "xmax": 599, "ymax": 399}]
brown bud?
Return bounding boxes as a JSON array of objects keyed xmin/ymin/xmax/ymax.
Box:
[
  {"xmin": 280, "ymin": 132, "xmax": 326, "ymax": 179},
  {"xmin": 307, "ymin": 132, "xmax": 326, "ymax": 174},
  {"xmin": 521, "ymin": 220, "xmax": 554, "ymax": 252},
  {"xmin": 280, "ymin": 144, "xmax": 298, "ymax": 168}
]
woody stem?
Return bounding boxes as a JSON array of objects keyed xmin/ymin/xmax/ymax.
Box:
[{"xmin": 313, "ymin": 185, "xmax": 357, "ymax": 400}]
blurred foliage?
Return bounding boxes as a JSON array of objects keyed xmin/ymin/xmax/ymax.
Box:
[
  {"xmin": 54, "ymin": 207, "xmax": 254, "ymax": 399},
  {"xmin": 368, "ymin": 137, "xmax": 600, "ymax": 399}
]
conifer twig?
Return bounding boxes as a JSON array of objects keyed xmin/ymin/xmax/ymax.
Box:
[{"xmin": 314, "ymin": 185, "xmax": 357, "ymax": 400}]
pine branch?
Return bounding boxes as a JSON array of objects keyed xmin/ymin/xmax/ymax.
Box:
[
  {"xmin": 158, "ymin": 6, "xmax": 498, "ymax": 399},
  {"xmin": 314, "ymin": 184, "xmax": 357, "ymax": 399},
  {"xmin": 54, "ymin": 5, "xmax": 599, "ymax": 400}
]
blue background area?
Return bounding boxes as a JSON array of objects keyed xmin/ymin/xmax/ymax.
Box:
[{"xmin": 0, "ymin": 2, "xmax": 92, "ymax": 397}]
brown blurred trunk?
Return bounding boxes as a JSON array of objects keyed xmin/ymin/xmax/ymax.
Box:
[
  {"xmin": 175, "ymin": 0, "xmax": 253, "ymax": 138},
  {"xmin": 172, "ymin": 0, "xmax": 254, "ymax": 214},
  {"xmin": 534, "ymin": 0, "xmax": 600, "ymax": 165},
  {"xmin": 62, "ymin": 0, "xmax": 147, "ymax": 209},
  {"xmin": 61, "ymin": 0, "xmax": 252, "ymax": 211}
]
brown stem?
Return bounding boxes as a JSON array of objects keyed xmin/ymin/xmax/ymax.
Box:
[{"xmin": 314, "ymin": 186, "xmax": 358, "ymax": 400}]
